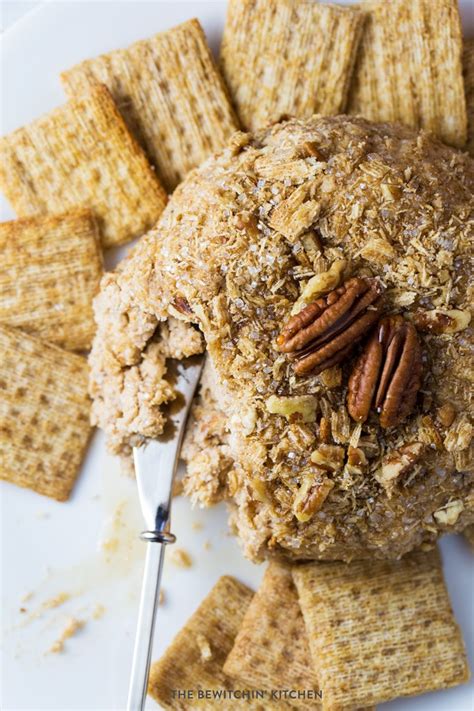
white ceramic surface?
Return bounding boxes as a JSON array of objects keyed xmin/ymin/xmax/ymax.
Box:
[{"xmin": 1, "ymin": 2, "xmax": 473, "ymax": 710}]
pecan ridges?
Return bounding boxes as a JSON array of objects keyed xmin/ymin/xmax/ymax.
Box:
[
  {"xmin": 278, "ymin": 277, "xmax": 384, "ymax": 376},
  {"xmin": 347, "ymin": 315, "xmax": 422, "ymax": 428}
]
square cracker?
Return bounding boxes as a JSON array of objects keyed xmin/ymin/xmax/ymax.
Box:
[
  {"xmin": 223, "ymin": 562, "xmax": 320, "ymax": 704},
  {"xmin": 220, "ymin": 0, "xmax": 364, "ymax": 131},
  {"xmin": 0, "ymin": 325, "xmax": 91, "ymax": 501},
  {"xmin": 348, "ymin": 0, "xmax": 467, "ymax": 148},
  {"xmin": 224, "ymin": 563, "xmax": 374, "ymax": 711},
  {"xmin": 293, "ymin": 549, "xmax": 470, "ymax": 710},
  {"xmin": 61, "ymin": 19, "xmax": 238, "ymax": 192},
  {"xmin": 0, "ymin": 210, "xmax": 103, "ymax": 351},
  {"xmin": 463, "ymin": 39, "xmax": 474, "ymax": 156},
  {"xmin": 148, "ymin": 576, "xmax": 262, "ymax": 710},
  {"xmin": 0, "ymin": 84, "xmax": 166, "ymax": 248}
]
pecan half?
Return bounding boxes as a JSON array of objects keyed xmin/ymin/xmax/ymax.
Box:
[
  {"xmin": 347, "ymin": 315, "xmax": 422, "ymax": 428},
  {"xmin": 277, "ymin": 277, "xmax": 384, "ymax": 376}
]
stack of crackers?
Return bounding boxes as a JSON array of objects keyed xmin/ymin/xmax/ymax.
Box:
[
  {"xmin": 149, "ymin": 551, "xmax": 469, "ymax": 710},
  {"xmin": 0, "ymin": 18, "xmax": 239, "ymax": 501}
]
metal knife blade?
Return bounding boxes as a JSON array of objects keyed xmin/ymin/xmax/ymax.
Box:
[{"xmin": 127, "ymin": 354, "xmax": 204, "ymax": 711}]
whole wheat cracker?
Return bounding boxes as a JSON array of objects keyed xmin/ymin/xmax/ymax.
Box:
[
  {"xmin": 0, "ymin": 209, "xmax": 103, "ymax": 351},
  {"xmin": 220, "ymin": 0, "xmax": 364, "ymax": 131},
  {"xmin": 148, "ymin": 576, "xmax": 265, "ymax": 710},
  {"xmin": 293, "ymin": 549, "xmax": 470, "ymax": 710},
  {"xmin": 0, "ymin": 84, "xmax": 166, "ymax": 248},
  {"xmin": 463, "ymin": 39, "xmax": 474, "ymax": 156},
  {"xmin": 223, "ymin": 562, "xmax": 320, "ymax": 706},
  {"xmin": 348, "ymin": 0, "xmax": 467, "ymax": 148},
  {"xmin": 61, "ymin": 19, "xmax": 238, "ymax": 191},
  {"xmin": 0, "ymin": 325, "xmax": 91, "ymax": 501}
]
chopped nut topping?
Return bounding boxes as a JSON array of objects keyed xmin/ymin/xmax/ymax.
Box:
[
  {"xmin": 291, "ymin": 259, "xmax": 347, "ymax": 315},
  {"xmin": 293, "ymin": 474, "xmax": 334, "ymax": 522},
  {"xmin": 347, "ymin": 315, "xmax": 422, "ymax": 428},
  {"xmin": 444, "ymin": 417, "xmax": 473, "ymax": 453},
  {"xmin": 412, "ymin": 309, "xmax": 471, "ymax": 334},
  {"xmin": 375, "ymin": 442, "xmax": 424, "ymax": 492},
  {"xmin": 310, "ymin": 444, "xmax": 345, "ymax": 472},
  {"xmin": 417, "ymin": 415, "xmax": 443, "ymax": 450},
  {"xmin": 433, "ymin": 500, "xmax": 464, "ymax": 526},
  {"xmin": 266, "ymin": 394, "xmax": 317, "ymax": 423}
]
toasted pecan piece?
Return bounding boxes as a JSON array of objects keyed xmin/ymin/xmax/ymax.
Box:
[
  {"xmin": 347, "ymin": 315, "xmax": 422, "ymax": 428},
  {"xmin": 278, "ymin": 277, "xmax": 384, "ymax": 376}
]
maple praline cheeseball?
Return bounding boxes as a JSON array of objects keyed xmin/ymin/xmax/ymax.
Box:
[{"xmin": 90, "ymin": 116, "xmax": 474, "ymax": 562}]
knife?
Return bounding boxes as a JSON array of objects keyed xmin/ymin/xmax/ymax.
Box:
[{"xmin": 126, "ymin": 354, "xmax": 204, "ymax": 711}]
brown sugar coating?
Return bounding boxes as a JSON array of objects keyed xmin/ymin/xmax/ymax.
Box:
[{"xmin": 90, "ymin": 116, "xmax": 474, "ymax": 562}]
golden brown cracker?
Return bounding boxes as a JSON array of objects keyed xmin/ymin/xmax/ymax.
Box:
[
  {"xmin": 223, "ymin": 562, "xmax": 320, "ymax": 706},
  {"xmin": 220, "ymin": 0, "xmax": 364, "ymax": 131},
  {"xmin": 293, "ymin": 549, "xmax": 470, "ymax": 709},
  {"xmin": 61, "ymin": 19, "xmax": 238, "ymax": 191},
  {"xmin": 0, "ymin": 84, "xmax": 166, "ymax": 247},
  {"xmin": 0, "ymin": 325, "xmax": 91, "ymax": 501},
  {"xmin": 463, "ymin": 38, "xmax": 474, "ymax": 155},
  {"xmin": 148, "ymin": 576, "xmax": 261, "ymax": 710},
  {"xmin": 0, "ymin": 210, "xmax": 103, "ymax": 350},
  {"xmin": 348, "ymin": 0, "xmax": 467, "ymax": 148}
]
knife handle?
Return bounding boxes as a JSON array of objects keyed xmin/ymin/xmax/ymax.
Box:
[{"xmin": 126, "ymin": 537, "xmax": 170, "ymax": 711}]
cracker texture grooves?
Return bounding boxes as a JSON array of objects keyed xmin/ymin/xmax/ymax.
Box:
[
  {"xmin": 61, "ymin": 19, "xmax": 238, "ymax": 191},
  {"xmin": 293, "ymin": 549, "xmax": 470, "ymax": 709},
  {"xmin": 223, "ymin": 562, "xmax": 320, "ymax": 706},
  {"xmin": 0, "ymin": 84, "xmax": 167, "ymax": 247},
  {"xmin": 0, "ymin": 210, "xmax": 103, "ymax": 350},
  {"xmin": 148, "ymin": 576, "xmax": 261, "ymax": 710},
  {"xmin": 0, "ymin": 325, "xmax": 91, "ymax": 501},
  {"xmin": 220, "ymin": 0, "xmax": 364, "ymax": 130},
  {"xmin": 348, "ymin": 0, "xmax": 467, "ymax": 148}
]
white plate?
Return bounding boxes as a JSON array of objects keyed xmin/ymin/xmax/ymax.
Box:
[{"xmin": 1, "ymin": 2, "xmax": 473, "ymax": 709}]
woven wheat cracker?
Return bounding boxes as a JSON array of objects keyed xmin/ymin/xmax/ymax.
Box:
[
  {"xmin": 0, "ymin": 84, "xmax": 166, "ymax": 247},
  {"xmin": 348, "ymin": 0, "xmax": 467, "ymax": 148},
  {"xmin": 0, "ymin": 210, "xmax": 103, "ymax": 350},
  {"xmin": 148, "ymin": 576, "xmax": 267, "ymax": 710},
  {"xmin": 463, "ymin": 39, "xmax": 474, "ymax": 155},
  {"xmin": 224, "ymin": 562, "xmax": 319, "ymax": 704},
  {"xmin": 224, "ymin": 562, "xmax": 374, "ymax": 711},
  {"xmin": 220, "ymin": 0, "xmax": 364, "ymax": 131},
  {"xmin": 293, "ymin": 549, "xmax": 469, "ymax": 710},
  {"xmin": 0, "ymin": 325, "xmax": 91, "ymax": 501},
  {"xmin": 61, "ymin": 19, "xmax": 238, "ymax": 191}
]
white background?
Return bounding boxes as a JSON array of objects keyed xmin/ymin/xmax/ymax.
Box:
[{"xmin": 1, "ymin": 2, "xmax": 473, "ymax": 710}]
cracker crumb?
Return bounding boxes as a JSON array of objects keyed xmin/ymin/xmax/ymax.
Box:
[
  {"xmin": 43, "ymin": 592, "xmax": 71, "ymax": 610},
  {"xmin": 195, "ymin": 633, "xmax": 213, "ymax": 661},
  {"xmin": 92, "ymin": 604, "xmax": 105, "ymax": 620},
  {"xmin": 50, "ymin": 617, "xmax": 85, "ymax": 654},
  {"xmin": 169, "ymin": 548, "xmax": 192, "ymax": 569}
]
